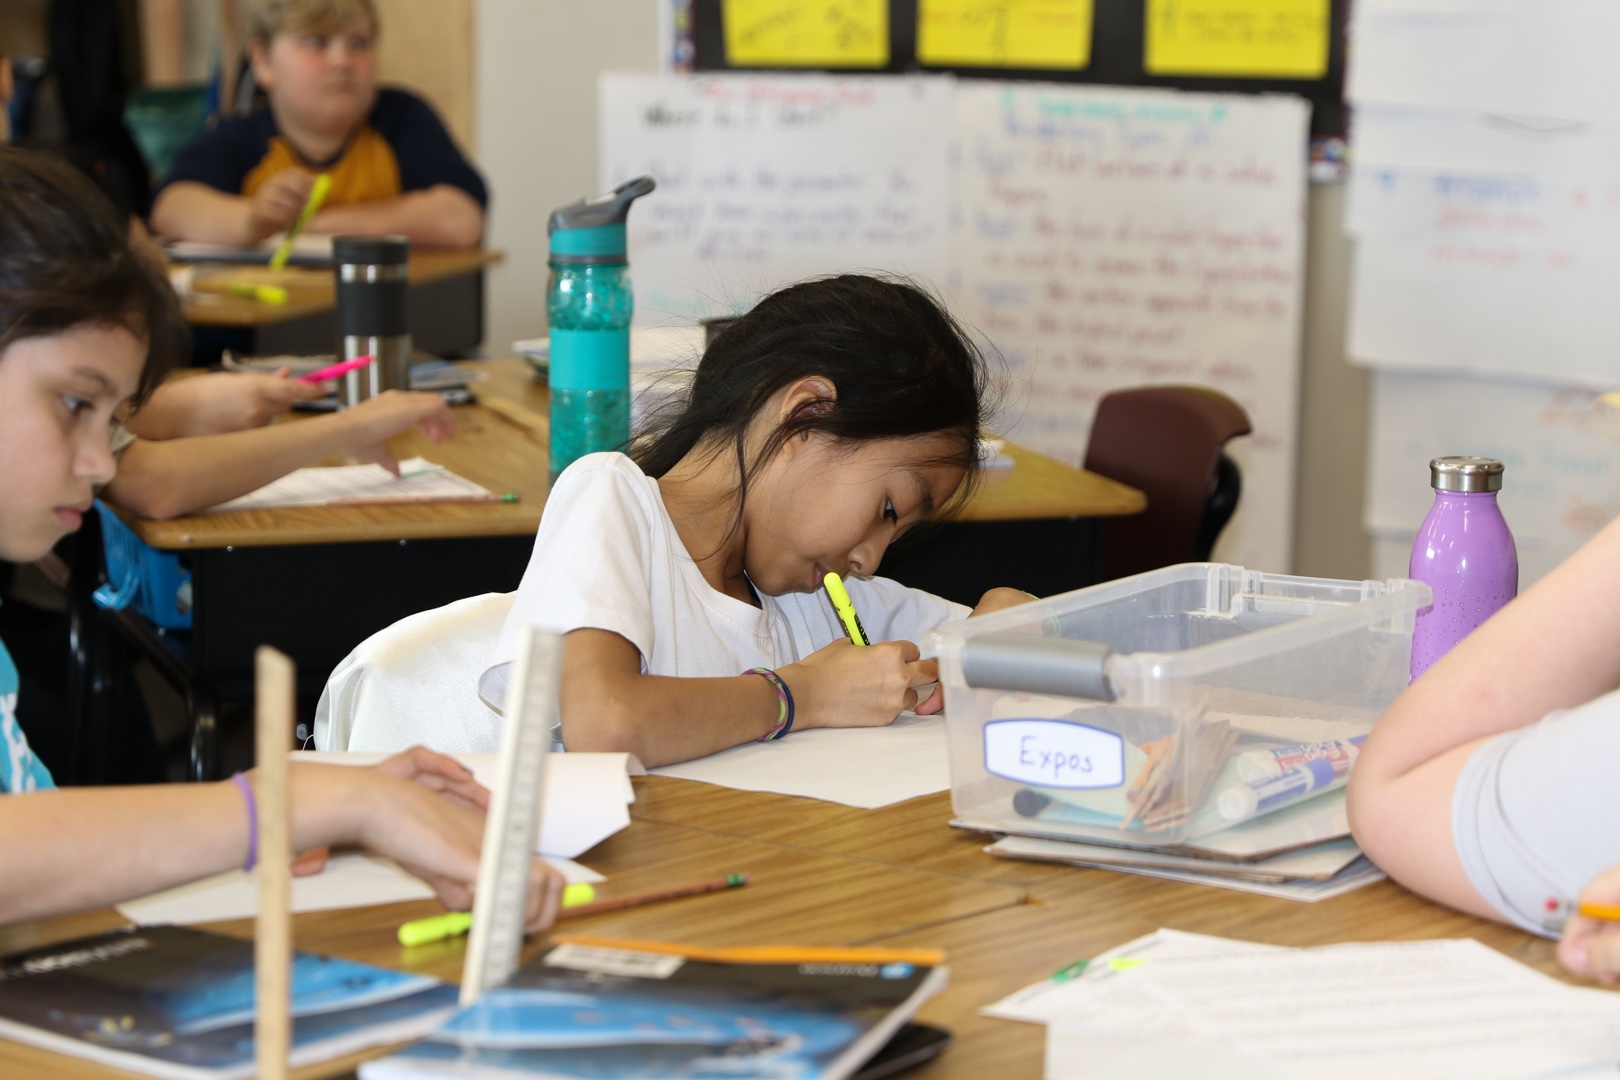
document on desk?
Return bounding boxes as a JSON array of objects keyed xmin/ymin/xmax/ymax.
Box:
[
  {"xmin": 205, "ymin": 458, "xmax": 494, "ymax": 511},
  {"xmin": 1036, "ymin": 935, "xmax": 1620, "ymax": 1080},
  {"xmin": 297, "ymin": 750, "xmax": 640, "ymax": 859},
  {"xmin": 651, "ymin": 711, "xmax": 949, "ymax": 809},
  {"xmin": 114, "ymin": 854, "xmax": 602, "ymax": 926}
]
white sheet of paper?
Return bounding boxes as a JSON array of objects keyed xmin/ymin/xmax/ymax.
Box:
[
  {"xmin": 1089, "ymin": 856, "xmax": 1385, "ymax": 903},
  {"xmin": 986, "ymin": 928, "xmax": 1284, "ymax": 1024},
  {"xmin": 1348, "ymin": 0, "xmax": 1620, "ymax": 119},
  {"xmin": 297, "ymin": 750, "xmax": 638, "ymax": 859},
  {"xmin": 651, "ymin": 712, "xmax": 947, "ymax": 809},
  {"xmin": 1117, "ymin": 938, "xmax": 1620, "ymax": 1080},
  {"xmin": 206, "ymin": 458, "xmax": 493, "ymax": 512},
  {"xmin": 114, "ymin": 853, "xmax": 602, "ymax": 926},
  {"xmin": 986, "ymin": 834, "xmax": 1365, "ymax": 882}
]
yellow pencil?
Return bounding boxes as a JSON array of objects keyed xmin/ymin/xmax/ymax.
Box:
[{"xmin": 269, "ymin": 172, "xmax": 332, "ymax": 270}]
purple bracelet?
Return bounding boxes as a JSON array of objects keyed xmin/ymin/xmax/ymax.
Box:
[
  {"xmin": 746, "ymin": 668, "xmax": 795, "ymax": 741},
  {"xmin": 231, "ymin": 772, "xmax": 258, "ymax": 872}
]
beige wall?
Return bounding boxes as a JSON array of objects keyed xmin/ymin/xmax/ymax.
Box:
[
  {"xmin": 474, "ymin": 0, "xmax": 662, "ymax": 356},
  {"xmin": 375, "ymin": 0, "xmax": 476, "ymax": 155},
  {"xmin": 1291, "ymin": 182, "xmax": 1371, "ymax": 580}
]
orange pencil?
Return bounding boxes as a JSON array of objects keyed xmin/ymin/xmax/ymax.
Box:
[
  {"xmin": 561, "ymin": 873, "xmax": 749, "ymax": 919},
  {"xmin": 1579, "ymin": 902, "xmax": 1620, "ymax": 922}
]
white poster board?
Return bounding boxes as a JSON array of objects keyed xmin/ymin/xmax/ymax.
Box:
[
  {"xmin": 1366, "ymin": 368, "xmax": 1620, "ymax": 584},
  {"xmin": 1347, "ymin": 0, "xmax": 1620, "ymax": 585},
  {"xmin": 599, "ymin": 73, "xmax": 952, "ymax": 325},
  {"xmin": 600, "ymin": 74, "xmax": 1310, "ymax": 574},
  {"xmin": 949, "ymin": 82, "xmax": 1309, "ymax": 574}
]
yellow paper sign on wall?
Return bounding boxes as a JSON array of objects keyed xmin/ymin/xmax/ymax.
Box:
[
  {"xmin": 917, "ymin": 0, "xmax": 1094, "ymax": 70},
  {"xmin": 723, "ymin": 0, "xmax": 890, "ymax": 68},
  {"xmin": 1145, "ymin": 0, "xmax": 1330, "ymax": 80}
]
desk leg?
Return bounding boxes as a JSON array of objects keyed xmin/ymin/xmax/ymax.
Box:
[{"xmin": 188, "ymin": 683, "xmax": 221, "ymax": 783}]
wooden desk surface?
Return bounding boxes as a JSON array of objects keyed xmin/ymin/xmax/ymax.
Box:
[
  {"xmin": 180, "ymin": 249, "xmax": 502, "ymax": 329},
  {"xmin": 122, "ymin": 358, "xmax": 1142, "ymax": 550},
  {"xmin": 0, "ymin": 781, "xmax": 1579, "ymax": 1080},
  {"xmin": 464, "ymin": 358, "xmax": 1146, "ymax": 523},
  {"xmin": 125, "ymin": 397, "xmax": 547, "ymax": 549}
]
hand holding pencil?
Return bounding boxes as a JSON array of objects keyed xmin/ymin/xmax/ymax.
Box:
[{"xmin": 1558, "ymin": 865, "xmax": 1620, "ymax": 984}]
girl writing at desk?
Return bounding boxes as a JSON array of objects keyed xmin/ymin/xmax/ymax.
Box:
[
  {"xmin": 481, "ymin": 274, "xmax": 1031, "ymax": 767},
  {"xmin": 0, "ymin": 147, "xmax": 562, "ymax": 928}
]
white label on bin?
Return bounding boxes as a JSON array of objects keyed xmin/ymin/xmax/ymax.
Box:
[{"xmin": 983, "ymin": 719, "xmax": 1125, "ymax": 789}]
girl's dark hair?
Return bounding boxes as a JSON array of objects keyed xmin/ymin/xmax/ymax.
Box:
[
  {"xmin": 0, "ymin": 148, "xmax": 186, "ymax": 403},
  {"xmin": 634, "ymin": 274, "xmax": 992, "ymax": 521}
]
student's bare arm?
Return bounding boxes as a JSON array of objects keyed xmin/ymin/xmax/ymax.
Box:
[
  {"xmin": 150, "ymin": 174, "xmax": 312, "ymax": 246},
  {"xmin": 125, "ymin": 371, "xmax": 329, "ymax": 440},
  {"xmin": 104, "ymin": 391, "xmax": 453, "ymax": 519},
  {"xmin": 560, "ymin": 628, "xmax": 938, "ymax": 767},
  {"xmin": 311, "ymin": 185, "xmax": 483, "ymax": 248},
  {"xmin": 1349, "ymin": 513, "xmax": 1620, "ymax": 919},
  {"xmin": 0, "ymin": 756, "xmax": 564, "ymax": 927}
]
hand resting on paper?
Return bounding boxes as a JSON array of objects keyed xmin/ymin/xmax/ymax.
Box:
[
  {"xmin": 914, "ymin": 587, "xmax": 1037, "ymax": 715},
  {"xmin": 344, "ymin": 390, "xmax": 457, "ymax": 475},
  {"xmin": 289, "ymin": 747, "xmax": 564, "ymax": 935},
  {"xmin": 1560, "ymin": 866, "xmax": 1620, "ymax": 984}
]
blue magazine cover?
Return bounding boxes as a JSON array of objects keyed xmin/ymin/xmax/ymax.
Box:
[
  {"xmin": 0, "ymin": 924, "xmax": 459, "ymax": 1079},
  {"xmin": 361, "ymin": 937, "xmax": 948, "ymax": 1080}
]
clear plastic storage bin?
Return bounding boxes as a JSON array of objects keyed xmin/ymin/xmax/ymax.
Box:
[{"xmin": 927, "ymin": 564, "xmax": 1430, "ymax": 846}]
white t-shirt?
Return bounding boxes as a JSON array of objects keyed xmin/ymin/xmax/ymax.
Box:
[{"xmin": 479, "ymin": 452, "xmax": 969, "ymax": 713}]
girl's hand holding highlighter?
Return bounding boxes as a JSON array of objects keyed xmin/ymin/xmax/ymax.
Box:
[{"xmin": 778, "ymin": 638, "xmax": 939, "ymax": 729}]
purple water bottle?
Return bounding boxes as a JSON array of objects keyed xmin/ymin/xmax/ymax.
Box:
[{"xmin": 1409, "ymin": 456, "xmax": 1518, "ymax": 681}]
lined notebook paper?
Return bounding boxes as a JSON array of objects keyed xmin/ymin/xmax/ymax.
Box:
[{"xmin": 206, "ymin": 458, "xmax": 494, "ymax": 512}]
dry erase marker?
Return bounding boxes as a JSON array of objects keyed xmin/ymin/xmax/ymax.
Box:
[
  {"xmin": 398, "ymin": 882, "xmax": 597, "ymax": 946},
  {"xmin": 227, "ymin": 281, "xmax": 288, "ymax": 306},
  {"xmin": 298, "ymin": 354, "xmax": 373, "ymax": 384},
  {"xmin": 823, "ymin": 572, "xmax": 869, "ymax": 646},
  {"xmin": 269, "ymin": 172, "xmax": 332, "ymax": 270}
]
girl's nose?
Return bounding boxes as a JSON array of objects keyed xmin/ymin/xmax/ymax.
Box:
[{"xmin": 78, "ymin": 431, "xmax": 117, "ymax": 487}]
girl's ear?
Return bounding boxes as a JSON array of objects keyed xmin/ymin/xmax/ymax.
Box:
[{"xmin": 777, "ymin": 376, "xmax": 837, "ymax": 426}]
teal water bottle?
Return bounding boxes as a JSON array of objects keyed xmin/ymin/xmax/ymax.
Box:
[{"xmin": 546, "ymin": 176, "xmax": 656, "ymax": 483}]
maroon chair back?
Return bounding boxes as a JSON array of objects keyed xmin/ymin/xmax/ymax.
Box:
[{"xmin": 1082, "ymin": 385, "xmax": 1253, "ymax": 581}]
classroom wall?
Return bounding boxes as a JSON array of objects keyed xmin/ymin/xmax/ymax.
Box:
[
  {"xmin": 474, "ymin": 0, "xmax": 662, "ymax": 357},
  {"xmin": 1292, "ymin": 182, "xmax": 1371, "ymax": 581},
  {"xmin": 469, "ymin": 0, "xmax": 1370, "ymax": 579}
]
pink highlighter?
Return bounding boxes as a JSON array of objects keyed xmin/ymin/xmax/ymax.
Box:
[{"xmin": 298, "ymin": 354, "xmax": 374, "ymax": 384}]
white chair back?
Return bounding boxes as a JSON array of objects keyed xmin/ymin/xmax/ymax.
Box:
[{"xmin": 314, "ymin": 592, "xmax": 514, "ymax": 753}]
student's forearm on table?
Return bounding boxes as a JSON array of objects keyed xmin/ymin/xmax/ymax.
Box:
[
  {"xmin": 1362, "ymin": 514, "xmax": 1620, "ymax": 784},
  {"xmin": 313, "ymin": 187, "xmax": 483, "ymax": 248},
  {"xmin": 560, "ymin": 670, "xmax": 782, "ymax": 767},
  {"xmin": 124, "ymin": 377, "xmax": 216, "ymax": 441},
  {"xmin": 149, "ymin": 183, "xmax": 259, "ymax": 245},
  {"xmin": 102, "ymin": 413, "xmax": 381, "ymax": 518},
  {"xmin": 0, "ymin": 784, "xmax": 249, "ymax": 922}
]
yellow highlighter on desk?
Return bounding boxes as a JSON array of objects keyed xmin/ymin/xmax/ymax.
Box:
[
  {"xmin": 268, "ymin": 171, "xmax": 332, "ymax": 270},
  {"xmin": 823, "ymin": 572, "xmax": 869, "ymax": 646},
  {"xmin": 398, "ymin": 882, "xmax": 598, "ymax": 946},
  {"xmin": 226, "ymin": 281, "xmax": 288, "ymax": 306}
]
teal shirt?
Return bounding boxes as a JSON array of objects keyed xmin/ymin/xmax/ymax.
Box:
[{"xmin": 0, "ymin": 618, "xmax": 55, "ymax": 792}]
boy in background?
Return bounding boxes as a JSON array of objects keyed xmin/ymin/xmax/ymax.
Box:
[{"xmin": 150, "ymin": 0, "xmax": 485, "ymax": 248}]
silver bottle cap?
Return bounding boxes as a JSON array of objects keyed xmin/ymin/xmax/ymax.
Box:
[{"xmin": 1430, "ymin": 456, "xmax": 1504, "ymax": 493}]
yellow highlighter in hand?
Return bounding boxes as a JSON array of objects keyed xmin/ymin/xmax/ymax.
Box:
[
  {"xmin": 269, "ymin": 172, "xmax": 332, "ymax": 269},
  {"xmin": 823, "ymin": 572, "xmax": 869, "ymax": 646}
]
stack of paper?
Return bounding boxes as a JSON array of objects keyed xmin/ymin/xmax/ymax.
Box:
[
  {"xmin": 987, "ymin": 929, "xmax": 1620, "ymax": 1079},
  {"xmin": 206, "ymin": 458, "xmax": 494, "ymax": 511},
  {"xmin": 986, "ymin": 834, "xmax": 1383, "ymax": 903}
]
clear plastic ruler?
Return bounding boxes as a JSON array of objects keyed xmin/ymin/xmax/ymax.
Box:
[{"xmin": 459, "ymin": 624, "xmax": 560, "ymax": 1005}]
